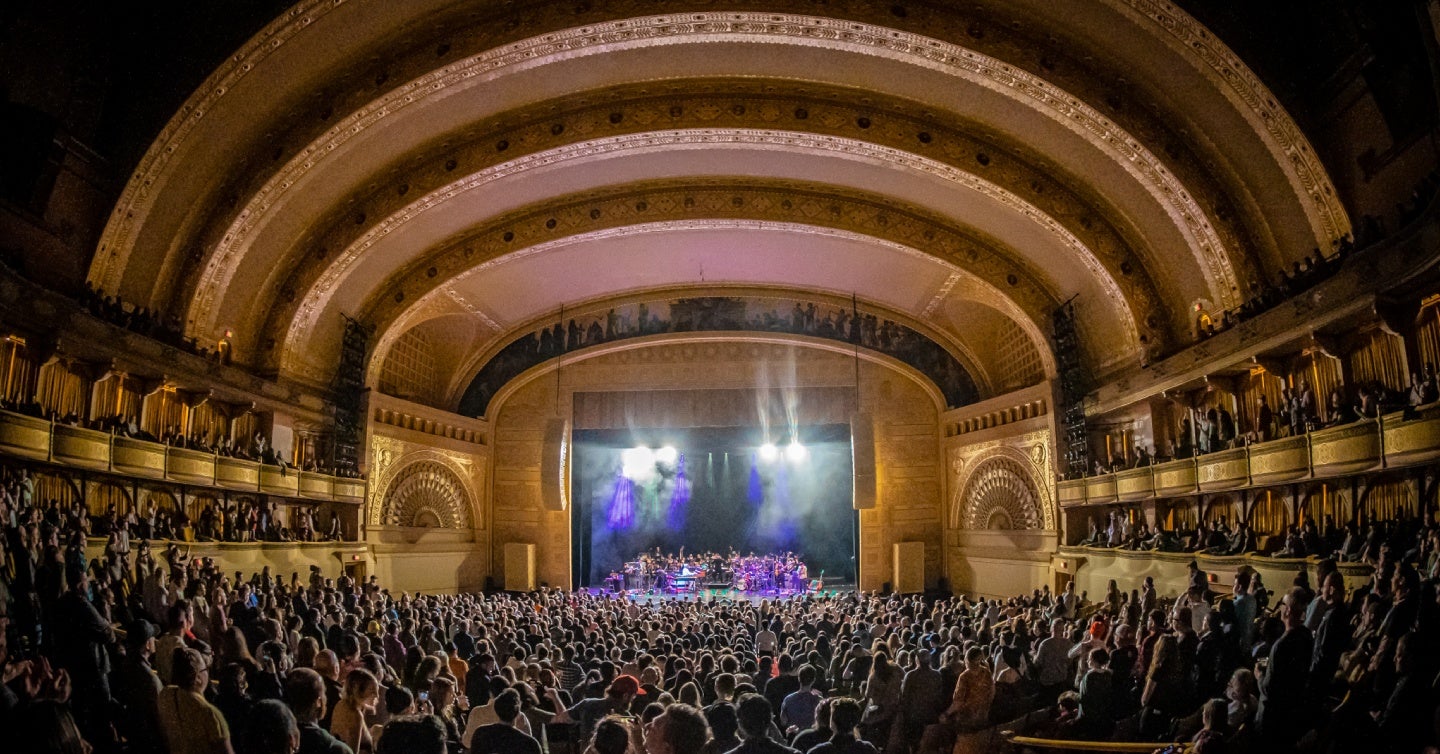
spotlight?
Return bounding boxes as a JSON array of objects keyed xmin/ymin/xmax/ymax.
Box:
[
  {"xmin": 655, "ymin": 446, "xmax": 678, "ymax": 465},
  {"xmin": 785, "ymin": 440, "xmax": 808, "ymax": 463},
  {"xmin": 758, "ymin": 442, "xmax": 779, "ymax": 462},
  {"xmin": 621, "ymin": 447, "xmax": 655, "ymax": 479}
]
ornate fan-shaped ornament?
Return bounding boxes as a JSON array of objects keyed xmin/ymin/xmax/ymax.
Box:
[
  {"xmin": 961, "ymin": 456, "xmax": 1041, "ymax": 531},
  {"xmin": 381, "ymin": 461, "xmax": 472, "ymax": 529}
]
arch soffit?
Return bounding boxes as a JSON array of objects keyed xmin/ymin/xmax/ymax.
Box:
[
  {"xmin": 949, "ymin": 444, "xmax": 1055, "ymax": 531},
  {"xmin": 278, "ymin": 182, "xmax": 1082, "ymax": 385},
  {"xmin": 412, "ymin": 283, "xmax": 1012, "ymax": 409},
  {"xmin": 92, "ymin": 1, "xmax": 1343, "ymax": 321},
  {"xmin": 367, "ymin": 448, "xmax": 480, "ymax": 528},
  {"xmin": 186, "ymin": 14, "xmax": 1245, "ymax": 344},
  {"xmin": 483, "ymin": 331, "xmax": 949, "ymax": 424},
  {"xmin": 216, "ymin": 84, "xmax": 1182, "ymax": 347}
]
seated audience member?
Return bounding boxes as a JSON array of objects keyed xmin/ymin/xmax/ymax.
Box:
[
  {"xmin": 286, "ymin": 668, "xmax": 352, "ymax": 754},
  {"xmin": 375, "ymin": 716, "xmax": 447, "ymax": 754}
]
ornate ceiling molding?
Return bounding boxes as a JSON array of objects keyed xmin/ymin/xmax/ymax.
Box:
[
  {"xmin": 187, "ymin": 11, "xmax": 1237, "ymax": 344},
  {"xmin": 266, "ymin": 129, "xmax": 1143, "ymax": 365},
  {"xmin": 1113, "ymin": 0, "xmax": 1349, "ymax": 245},
  {"xmin": 274, "ymin": 180, "xmax": 1083, "ymax": 385}
]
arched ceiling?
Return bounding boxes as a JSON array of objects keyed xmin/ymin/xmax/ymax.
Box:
[{"xmin": 87, "ymin": 0, "xmax": 1348, "ymax": 411}]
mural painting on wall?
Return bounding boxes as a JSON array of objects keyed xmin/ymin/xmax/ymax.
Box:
[{"xmin": 460, "ymin": 296, "xmax": 978, "ymax": 415}]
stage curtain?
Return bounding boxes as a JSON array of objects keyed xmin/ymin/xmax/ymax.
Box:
[
  {"xmin": 36, "ymin": 361, "xmax": 89, "ymax": 419},
  {"xmin": 1249, "ymin": 491, "xmax": 1288, "ymax": 537},
  {"xmin": 188, "ymin": 493, "xmax": 220, "ymax": 524},
  {"xmin": 1348, "ymin": 328, "xmax": 1408, "ymax": 392}
]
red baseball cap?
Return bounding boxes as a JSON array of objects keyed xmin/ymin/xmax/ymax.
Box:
[{"xmin": 609, "ymin": 675, "xmax": 647, "ymax": 696}]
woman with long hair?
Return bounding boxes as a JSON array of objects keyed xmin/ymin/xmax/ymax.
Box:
[
  {"xmin": 943, "ymin": 646, "xmax": 995, "ymax": 754},
  {"xmin": 331, "ymin": 668, "xmax": 379, "ymax": 753},
  {"xmin": 861, "ymin": 650, "xmax": 902, "ymax": 746}
]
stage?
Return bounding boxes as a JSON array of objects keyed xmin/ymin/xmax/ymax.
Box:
[{"xmin": 584, "ymin": 584, "xmax": 857, "ymax": 603}]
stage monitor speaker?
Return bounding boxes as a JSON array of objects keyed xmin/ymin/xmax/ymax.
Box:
[
  {"xmin": 504, "ymin": 543, "xmax": 537, "ymax": 591},
  {"xmin": 893, "ymin": 541, "xmax": 925, "ymax": 594},
  {"xmin": 851, "ymin": 412, "xmax": 876, "ymax": 509},
  {"xmin": 540, "ymin": 418, "xmax": 570, "ymax": 510}
]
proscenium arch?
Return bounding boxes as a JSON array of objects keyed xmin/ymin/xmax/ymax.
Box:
[
  {"xmin": 92, "ymin": 0, "xmax": 1347, "ymax": 336},
  {"xmin": 439, "ymin": 288, "xmax": 1000, "ymax": 416},
  {"xmin": 182, "ymin": 13, "xmax": 1250, "ymax": 349},
  {"xmin": 484, "ymin": 330, "xmax": 951, "ymax": 425},
  {"xmin": 281, "ymin": 181, "xmax": 1101, "ymax": 388},
  {"xmin": 397, "ymin": 283, "xmax": 1028, "ymax": 410}
]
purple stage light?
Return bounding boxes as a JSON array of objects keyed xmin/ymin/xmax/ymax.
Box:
[
  {"xmin": 667, "ymin": 454, "xmax": 691, "ymax": 528},
  {"xmin": 608, "ymin": 470, "xmax": 635, "ymax": 528},
  {"xmin": 748, "ymin": 453, "xmax": 763, "ymax": 504}
]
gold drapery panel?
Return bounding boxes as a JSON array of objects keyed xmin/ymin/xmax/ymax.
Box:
[
  {"xmin": 141, "ymin": 388, "xmax": 185, "ymax": 437},
  {"xmin": 232, "ymin": 412, "xmax": 259, "ymax": 445},
  {"xmin": 573, "ymin": 386, "xmax": 857, "ymax": 430},
  {"xmin": 37, "ymin": 361, "xmax": 89, "ymax": 419},
  {"xmin": 0, "ymin": 341, "xmax": 38, "ymax": 404},
  {"xmin": 142, "ymin": 489, "xmax": 179, "ymax": 517},
  {"xmin": 1293, "ymin": 352, "xmax": 1343, "ymax": 423},
  {"xmin": 91, "ymin": 375, "xmax": 142, "ymax": 422},
  {"xmin": 1239, "ymin": 370, "xmax": 1285, "ymax": 438},
  {"xmin": 1162, "ymin": 499, "xmax": 1197, "ymax": 531},
  {"xmin": 1204, "ymin": 496, "xmax": 1241, "ymax": 527},
  {"xmin": 90, "ymin": 482, "xmax": 131, "ymax": 517},
  {"xmin": 1299, "ymin": 482, "xmax": 1349, "ymax": 532},
  {"xmin": 188, "ymin": 402, "xmax": 229, "ymax": 445},
  {"xmin": 33, "ymin": 473, "xmax": 78, "ymax": 507},
  {"xmin": 188, "ymin": 493, "xmax": 220, "ymax": 523},
  {"xmin": 1249, "ymin": 490, "xmax": 1288, "ymax": 536},
  {"xmin": 1348, "ymin": 328, "xmax": 1408, "ymax": 392},
  {"xmin": 1363, "ymin": 480, "xmax": 1415, "ymax": 524},
  {"xmin": 1417, "ymin": 300, "xmax": 1440, "ymax": 372}
]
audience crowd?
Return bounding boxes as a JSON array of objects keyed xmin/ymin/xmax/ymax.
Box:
[{"xmin": 1, "ymin": 454, "xmax": 1438, "ymax": 754}]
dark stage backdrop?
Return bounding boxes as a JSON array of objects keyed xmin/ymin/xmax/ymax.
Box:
[{"xmin": 571, "ymin": 424, "xmax": 857, "ymax": 587}]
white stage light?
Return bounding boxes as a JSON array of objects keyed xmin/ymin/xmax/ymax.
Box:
[
  {"xmin": 621, "ymin": 447, "xmax": 656, "ymax": 479},
  {"xmin": 785, "ymin": 440, "xmax": 808, "ymax": 462},
  {"xmin": 758, "ymin": 442, "xmax": 779, "ymax": 462},
  {"xmin": 655, "ymin": 446, "xmax": 678, "ymax": 465}
]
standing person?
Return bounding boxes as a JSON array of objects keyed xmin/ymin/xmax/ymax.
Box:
[
  {"xmin": 728, "ymin": 693, "xmax": 800, "ymax": 753},
  {"xmin": 806, "ymin": 698, "xmax": 878, "ymax": 754},
  {"xmin": 285, "ymin": 668, "xmax": 352, "ymax": 754},
  {"xmin": 52, "ymin": 565, "xmax": 115, "ymax": 740},
  {"xmin": 780, "ymin": 664, "xmax": 823, "ymax": 735},
  {"xmin": 942, "ymin": 647, "xmax": 995, "ymax": 754},
  {"xmin": 1257, "ymin": 588, "xmax": 1314, "ymax": 747},
  {"xmin": 157, "ymin": 648, "xmax": 235, "ymax": 754},
  {"xmin": 894, "ymin": 647, "xmax": 946, "ymax": 753},
  {"xmin": 859, "ymin": 651, "xmax": 902, "ymax": 746},
  {"xmin": 642, "ymin": 702, "xmax": 712, "ymax": 754},
  {"xmin": 468, "ymin": 689, "xmax": 541, "ymax": 754},
  {"xmin": 329, "ymin": 669, "xmax": 378, "ymax": 754},
  {"xmin": 1031, "ymin": 619, "xmax": 1074, "ymax": 705}
]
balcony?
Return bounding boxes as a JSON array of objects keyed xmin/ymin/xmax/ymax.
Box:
[
  {"xmin": 0, "ymin": 410, "xmax": 365, "ymax": 504},
  {"xmin": 1058, "ymin": 406, "xmax": 1440, "ymax": 506}
]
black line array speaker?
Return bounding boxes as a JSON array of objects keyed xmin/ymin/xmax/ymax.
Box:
[
  {"xmin": 852, "ymin": 412, "xmax": 876, "ymax": 509},
  {"xmin": 540, "ymin": 417, "xmax": 570, "ymax": 511}
]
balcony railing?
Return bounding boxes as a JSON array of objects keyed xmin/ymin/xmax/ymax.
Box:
[
  {"xmin": 0, "ymin": 410, "xmax": 366, "ymax": 504},
  {"xmin": 1058, "ymin": 405, "xmax": 1440, "ymax": 505}
]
